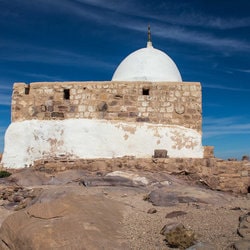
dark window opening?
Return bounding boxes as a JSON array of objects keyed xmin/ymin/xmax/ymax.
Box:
[
  {"xmin": 142, "ymin": 88, "xmax": 150, "ymax": 95},
  {"xmin": 25, "ymin": 86, "xmax": 30, "ymax": 95},
  {"xmin": 248, "ymin": 186, "xmax": 250, "ymax": 193},
  {"xmin": 64, "ymin": 89, "xmax": 70, "ymax": 100}
]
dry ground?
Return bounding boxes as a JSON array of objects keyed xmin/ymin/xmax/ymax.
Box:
[{"xmin": 0, "ymin": 168, "xmax": 249, "ymax": 249}]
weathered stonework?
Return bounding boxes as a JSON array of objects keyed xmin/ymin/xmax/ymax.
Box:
[
  {"xmin": 2, "ymin": 81, "xmax": 204, "ymax": 168},
  {"xmin": 11, "ymin": 81, "xmax": 202, "ymax": 132}
]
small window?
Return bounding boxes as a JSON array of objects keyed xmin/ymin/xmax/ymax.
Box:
[
  {"xmin": 142, "ymin": 88, "xmax": 150, "ymax": 95},
  {"xmin": 25, "ymin": 86, "xmax": 30, "ymax": 95},
  {"xmin": 64, "ymin": 89, "xmax": 70, "ymax": 100}
]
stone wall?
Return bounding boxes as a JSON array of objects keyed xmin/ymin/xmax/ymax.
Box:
[
  {"xmin": 12, "ymin": 81, "xmax": 202, "ymax": 132},
  {"xmin": 33, "ymin": 157, "xmax": 250, "ymax": 194}
]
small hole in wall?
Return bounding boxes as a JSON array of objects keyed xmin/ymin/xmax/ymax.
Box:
[
  {"xmin": 64, "ymin": 89, "xmax": 70, "ymax": 100},
  {"xmin": 142, "ymin": 88, "xmax": 150, "ymax": 95},
  {"xmin": 25, "ymin": 86, "xmax": 30, "ymax": 95},
  {"xmin": 248, "ymin": 186, "xmax": 250, "ymax": 193}
]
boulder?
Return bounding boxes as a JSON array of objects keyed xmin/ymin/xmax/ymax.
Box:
[
  {"xmin": 148, "ymin": 188, "xmax": 200, "ymax": 206},
  {"xmin": 229, "ymin": 240, "xmax": 250, "ymax": 250},
  {"xmin": 147, "ymin": 185, "xmax": 228, "ymax": 206},
  {"xmin": 160, "ymin": 222, "xmax": 196, "ymax": 249},
  {"xmin": 0, "ymin": 190, "xmax": 126, "ymax": 249},
  {"xmin": 237, "ymin": 212, "xmax": 250, "ymax": 239}
]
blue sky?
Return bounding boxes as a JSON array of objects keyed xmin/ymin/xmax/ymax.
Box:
[{"xmin": 0, "ymin": 0, "xmax": 249, "ymax": 159}]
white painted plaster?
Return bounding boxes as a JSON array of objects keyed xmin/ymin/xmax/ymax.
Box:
[
  {"xmin": 2, "ymin": 119, "xmax": 203, "ymax": 168},
  {"xmin": 112, "ymin": 45, "xmax": 182, "ymax": 82}
]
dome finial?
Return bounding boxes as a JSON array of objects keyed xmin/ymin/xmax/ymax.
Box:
[{"xmin": 147, "ymin": 24, "xmax": 153, "ymax": 48}]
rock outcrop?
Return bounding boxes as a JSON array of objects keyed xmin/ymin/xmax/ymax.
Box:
[
  {"xmin": 0, "ymin": 188, "xmax": 126, "ymax": 250},
  {"xmin": 33, "ymin": 157, "xmax": 250, "ymax": 194}
]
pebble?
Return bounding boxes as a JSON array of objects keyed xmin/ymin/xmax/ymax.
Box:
[{"xmin": 147, "ymin": 208, "xmax": 157, "ymax": 214}]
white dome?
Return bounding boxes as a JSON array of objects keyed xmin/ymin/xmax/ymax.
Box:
[{"xmin": 112, "ymin": 42, "xmax": 182, "ymax": 82}]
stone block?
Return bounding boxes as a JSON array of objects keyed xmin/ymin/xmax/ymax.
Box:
[
  {"xmin": 47, "ymin": 106, "xmax": 53, "ymax": 112},
  {"xmin": 69, "ymin": 106, "xmax": 76, "ymax": 113},
  {"xmin": 58, "ymin": 106, "xmax": 69, "ymax": 112},
  {"xmin": 118, "ymin": 112, "xmax": 128, "ymax": 118},
  {"xmin": 97, "ymin": 102, "xmax": 108, "ymax": 112},
  {"xmin": 203, "ymin": 146, "xmax": 214, "ymax": 158},
  {"xmin": 138, "ymin": 96, "xmax": 145, "ymax": 101},
  {"xmin": 88, "ymin": 106, "xmax": 96, "ymax": 112},
  {"xmin": 136, "ymin": 117, "xmax": 149, "ymax": 122},
  {"xmin": 44, "ymin": 89, "xmax": 53, "ymax": 94},
  {"xmin": 51, "ymin": 112, "xmax": 64, "ymax": 118},
  {"xmin": 167, "ymin": 106, "xmax": 174, "ymax": 113},
  {"xmin": 190, "ymin": 85, "xmax": 197, "ymax": 91},
  {"xmin": 241, "ymin": 171, "xmax": 249, "ymax": 177},
  {"xmin": 154, "ymin": 149, "xmax": 168, "ymax": 158},
  {"xmin": 129, "ymin": 112, "xmax": 138, "ymax": 117},
  {"xmin": 174, "ymin": 91, "xmax": 181, "ymax": 97},
  {"xmin": 127, "ymin": 107, "xmax": 137, "ymax": 112}
]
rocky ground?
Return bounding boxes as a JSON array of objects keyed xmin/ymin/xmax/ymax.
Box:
[{"xmin": 0, "ymin": 167, "xmax": 249, "ymax": 249}]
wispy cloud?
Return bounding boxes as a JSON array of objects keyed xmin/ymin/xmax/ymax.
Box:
[
  {"xmin": 151, "ymin": 25, "xmax": 250, "ymax": 52},
  {"xmin": 203, "ymin": 102, "xmax": 222, "ymax": 108},
  {"xmin": 1, "ymin": 0, "xmax": 249, "ymax": 59},
  {"xmin": 17, "ymin": 72, "xmax": 63, "ymax": 81},
  {"xmin": 203, "ymin": 83, "xmax": 250, "ymax": 92},
  {"xmin": 0, "ymin": 127, "xmax": 6, "ymax": 152},
  {"xmin": 0, "ymin": 85, "xmax": 13, "ymax": 91},
  {"xmin": 65, "ymin": 0, "xmax": 250, "ymax": 52},
  {"xmin": 154, "ymin": 10, "xmax": 250, "ymax": 30},
  {"xmin": 7, "ymin": 0, "xmax": 248, "ymax": 53},
  {"xmin": 75, "ymin": 3, "xmax": 250, "ymax": 52},
  {"xmin": 69, "ymin": 0, "xmax": 250, "ymax": 30},
  {"xmin": 234, "ymin": 68, "xmax": 250, "ymax": 74},
  {"xmin": 215, "ymin": 147, "xmax": 250, "ymax": 160},
  {"xmin": 0, "ymin": 80, "xmax": 12, "ymax": 106},
  {"xmin": 0, "ymin": 94, "xmax": 11, "ymax": 106},
  {"xmin": 203, "ymin": 116, "xmax": 250, "ymax": 138},
  {"xmin": 0, "ymin": 41, "xmax": 115, "ymax": 70}
]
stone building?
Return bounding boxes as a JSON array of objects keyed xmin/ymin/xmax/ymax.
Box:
[{"xmin": 1, "ymin": 29, "xmax": 204, "ymax": 168}]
